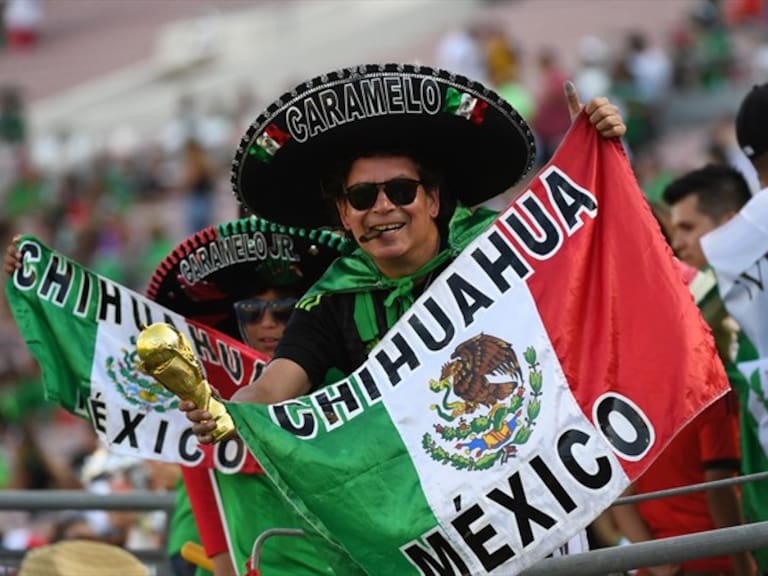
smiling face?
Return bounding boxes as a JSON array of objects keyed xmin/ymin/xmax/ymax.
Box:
[{"xmin": 337, "ymin": 155, "xmax": 441, "ymax": 278}]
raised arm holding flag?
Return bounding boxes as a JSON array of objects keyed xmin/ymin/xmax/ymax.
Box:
[{"xmin": 169, "ymin": 63, "xmax": 728, "ymax": 575}]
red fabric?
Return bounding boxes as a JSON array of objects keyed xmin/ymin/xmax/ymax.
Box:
[
  {"xmin": 181, "ymin": 321, "xmax": 269, "ymax": 556},
  {"xmin": 504, "ymin": 115, "xmax": 730, "ymax": 482},
  {"xmin": 188, "ymin": 318, "xmax": 268, "ymax": 407},
  {"xmin": 635, "ymin": 393, "xmax": 740, "ymax": 572},
  {"xmin": 182, "ymin": 463, "xmax": 228, "ymax": 557}
]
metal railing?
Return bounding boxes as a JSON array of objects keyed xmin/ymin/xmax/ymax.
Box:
[
  {"xmin": 2, "ymin": 472, "xmax": 768, "ymax": 575},
  {"xmin": 523, "ymin": 522, "xmax": 768, "ymax": 576},
  {"xmin": 0, "ymin": 490, "xmax": 176, "ymax": 575},
  {"xmin": 0, "ymin": 490, "xmax": 175, "ymax": 512}
]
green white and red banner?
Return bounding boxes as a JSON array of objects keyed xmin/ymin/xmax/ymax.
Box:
[
  {"xmin": 224, "ymin": 115, "xmax": 729, "ymax": 575},
  {"xmin": 5, "ymin": 254, "xmax": 268, "ymax": 466}
]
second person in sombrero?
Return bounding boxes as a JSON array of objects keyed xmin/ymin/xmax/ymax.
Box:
[{"xmin": 146, "ymin": 216, "xmax": 354, "ymax": 575}]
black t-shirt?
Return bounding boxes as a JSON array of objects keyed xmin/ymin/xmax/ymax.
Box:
[
  {"xmin": 274, "ymin": 231, "xmax": 455, "ymax": 390},
  {"xmin": 273, "ymin": 291, "xmax": 372, "ymax": 390},
  {"xmin": 274, "ymin": 274, "xmax": 445, "ymax": 390}
]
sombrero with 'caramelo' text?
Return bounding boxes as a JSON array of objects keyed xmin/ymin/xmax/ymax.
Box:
[
  {"xmin": 231, "ymin": 62, "xmax": 536, "ymax": 228},
  {"xmin": 145, "ymin": 217, "xmax": 350, "ymax": 339}
]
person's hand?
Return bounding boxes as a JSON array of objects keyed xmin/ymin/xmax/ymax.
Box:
[
  {"xmin": 565, "ymin": 81, "xmax": 626, "ymax": 139},
  {"xmin": 179, "ymin": 400, "xmax": 218, "ymax": 445},
  {"xmin": 4, "ymin": 235, "xmax": 22, "ymax": 277}
]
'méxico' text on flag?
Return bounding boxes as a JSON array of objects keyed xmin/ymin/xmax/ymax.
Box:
[{"xmin": 6, "ymin": 252, "xmax": 268, "ymax": 468}]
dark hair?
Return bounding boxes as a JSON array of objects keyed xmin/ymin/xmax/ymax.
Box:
[
  {"xmin": 662, "ymin": 164, "xmax": 752, "ymax": 221},
  {"xmin": 322, "ymin": 148, "xmax": 443, "ymax": 197},
  {"xmin": 50, "ymin": 512, "xmax": 93, "ymax": 542}
]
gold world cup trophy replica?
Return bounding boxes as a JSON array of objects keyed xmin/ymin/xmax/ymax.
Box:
[{"xmin": 135, "ymin": 323, "xmax": 234, "ymax": 442}]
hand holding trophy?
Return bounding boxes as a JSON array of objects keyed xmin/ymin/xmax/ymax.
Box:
[{"xmin": 136, "ymin": 322, "xmax": 234, "ymax": 442}]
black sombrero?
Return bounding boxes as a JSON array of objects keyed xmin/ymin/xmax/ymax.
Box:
[
  {"xmin": 145, "ymin": 217, "xmax": 350, "ymax": 338},
  {"xmin": 232, "ymin": 62, "xmax": 536, "ymax": 228}
]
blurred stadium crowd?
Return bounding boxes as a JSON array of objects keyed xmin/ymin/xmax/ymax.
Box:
[{"xmin": 0, "ymin": 0, "xmax": 767, "ymax": 573}]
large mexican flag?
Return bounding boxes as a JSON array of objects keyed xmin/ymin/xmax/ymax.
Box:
[{"xmin": 224, "ymin": 115, "xmax": 730, "ymax": 575}]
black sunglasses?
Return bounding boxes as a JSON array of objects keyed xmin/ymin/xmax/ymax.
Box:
[
  {"xmin": 343, "ymin": 178, "xmax": 422, "ymax": 211},
  {"xmin": 234, "ymin": 297, "xmax": 297, "ymax": 326}
]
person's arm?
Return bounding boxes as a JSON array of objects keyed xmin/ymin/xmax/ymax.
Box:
[
  {"xmin": 211, "ymin": 553, "xmax": 237, "ymax": 576},
  {"xmin": 588, "ymin": 510, "xmax": 624, "ymax": 548},
  {"xmin": 231, "ymin": 358, "xmax": 311, "ymax": 403},
  {"xmin": 611, "ymin": 489, "xmax": 682, "ymax": 576},
  {"xmin": 704, "ymin": 468, "xmax": 757, "ymax": 576},
  {"xmin": 181, "ymin": 358, "xmax": 312, "ymax": 444}
]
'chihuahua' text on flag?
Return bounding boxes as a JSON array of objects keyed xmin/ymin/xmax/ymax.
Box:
[
  {"xmin": 226, "ymin": 115, "xmax": 730, "ymax": 576},
  {"xmin": 5, "ymin": 252, "xmax": 268, "ymax": 465}
]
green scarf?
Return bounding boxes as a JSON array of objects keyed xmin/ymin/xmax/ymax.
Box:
[{"xmin": 297, "ymin": 204, "xmax": 498, "ymax": 345}]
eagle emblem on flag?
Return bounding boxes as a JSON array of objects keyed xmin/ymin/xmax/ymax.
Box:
[
  {"xmin": 107, "ymin": 335, "xmax": 180, "ymax": 413},
  {"xmin": 422, "ymin": 334, "xmax": 543, "ymax": 471}
]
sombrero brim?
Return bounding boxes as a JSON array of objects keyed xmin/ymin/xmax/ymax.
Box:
[
  {"xmin": 145, "ymin": 218, "xmax": 349, "ymax": 338},
  {"xmin": 232, "ymin": 63, "xmax": 536, "ymax": 228},
  {"xmin": 18, "ymin": 539, "xmax": 148, "ymax": 576}
]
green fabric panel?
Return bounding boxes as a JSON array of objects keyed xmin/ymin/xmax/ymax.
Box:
[
  {"xmin": 227, "ymin": 392, "xmax": 437, "ymax": 576},
  {"xmin": 5, "ymin": 236, "xmax": 100, "ymax": 412},
  {"xmin": 215, "ymin": 472, "xmax": 354, "ymax": 575}
]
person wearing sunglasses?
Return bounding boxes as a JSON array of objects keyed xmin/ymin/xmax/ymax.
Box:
[
  {"xmin": 234, "ymin": 291, "xmax": 298, "ymax": 357},
  {"xmin": 183, "ymin": 64, "xmax": 624, "ymax": 414},
  {"xmin": 142, "ymin": 218, "xmax": 353, "ymax": 576},
  {"xmin": 180, "ymin": 64, "xmax": 624, "ymax": 561}
]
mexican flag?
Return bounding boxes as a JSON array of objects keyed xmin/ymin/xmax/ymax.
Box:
[
  {"xmin": 225, "ymin": 115, "xmax": 730, "ymax": 576},
  {"xmin": 5, "ymin": 254, "xmax": 268, "ymax": 465},
  {"xmin": 5, "ymin": 233, "xmax": 365, "ymax": 574}
]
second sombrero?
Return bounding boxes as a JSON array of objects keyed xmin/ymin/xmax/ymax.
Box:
[{"xmin": 145, "ymin": 217, "xmax": 350, "ymax": 339}]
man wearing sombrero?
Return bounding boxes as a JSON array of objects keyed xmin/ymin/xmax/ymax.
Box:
[
  {"xmin": 3, "ymin": 62, "xmax": 625, "ymax": 571},
  {"xmin": 183, "ymin": 63, "xmax": 624, "ymax": 418},
  {"xmin": 180, "ymin": 63, "xmax": 624, "ymax": 565}
]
